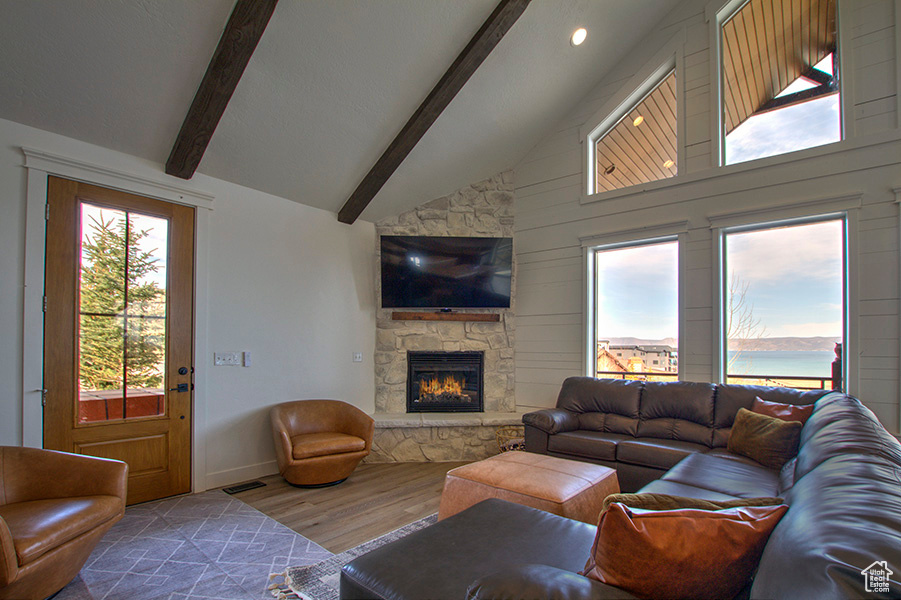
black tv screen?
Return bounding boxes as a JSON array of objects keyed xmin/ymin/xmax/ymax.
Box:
[{"xmin": 380, "ymin": 236, "xmax": 512, "ymax": 309}]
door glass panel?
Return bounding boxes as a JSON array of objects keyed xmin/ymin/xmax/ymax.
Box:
[{"xmin": 77, "ymin": 203, "xmax": 168, "ymax": 423}]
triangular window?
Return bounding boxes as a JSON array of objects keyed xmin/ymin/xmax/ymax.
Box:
[
  {"xmin": 722, "ymin": 0, "xmax": 840, "ymax": 165},
  {"xmin": 594, "ymin": 70, "xmax": 677, "ymax": 193}
]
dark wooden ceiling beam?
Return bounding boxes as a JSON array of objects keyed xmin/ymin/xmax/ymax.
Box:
[
  {"xmin": 337, "ymin": 0, "xmax": 531, "ymax": 224},
  {"xmin": 165, "ymin": 0, "xmax": 278, "ymax": 180}
]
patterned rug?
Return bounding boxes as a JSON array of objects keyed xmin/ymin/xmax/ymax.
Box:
[
  {"xmin": 55, "ymin": 490, "xmax": 332, "ymax": 600},
  {"xmin": 270, "ymin": 514, "xmax": 438, "ymax": 600}
]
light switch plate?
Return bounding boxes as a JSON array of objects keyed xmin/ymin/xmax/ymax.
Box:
[
  {"xmin": 214, "ymin": 352, "xmax": 241, "ymax": 366},
  {"xmin": 353, "ymin": 352, "xmax": 363, "ymax": 363}
]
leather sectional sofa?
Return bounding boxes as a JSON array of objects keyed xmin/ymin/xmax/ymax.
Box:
[
  {"xmin": 523, "ymin": 378, "xmax": 829, "ymax": 491},
  {"xmin": 341, "ymin": 379, "xmax": 901, "ymax": 599}
]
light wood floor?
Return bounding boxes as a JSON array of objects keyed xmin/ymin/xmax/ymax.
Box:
[{"xmin": 233, "ymin": 462, "xmax": 467, "ymax": 553}]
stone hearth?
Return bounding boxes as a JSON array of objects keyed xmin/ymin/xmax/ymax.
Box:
[{"xmin": 365, "ymin": 411, "xmax": 528, "ymax": 463}]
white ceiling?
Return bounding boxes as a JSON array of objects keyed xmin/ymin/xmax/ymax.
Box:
[{"xmin": 0, "ymin": 0, "xmax": 682, "ymax": 222}]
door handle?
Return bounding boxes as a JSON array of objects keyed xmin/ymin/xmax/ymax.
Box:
[{"xmin": 168, "ymin": 383, "xmax": 192, "ymax": 393}]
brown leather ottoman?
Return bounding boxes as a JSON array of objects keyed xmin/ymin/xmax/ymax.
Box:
[{"xmin": 438, "ymin": 451, "xmax": 619, "ymax": 524}]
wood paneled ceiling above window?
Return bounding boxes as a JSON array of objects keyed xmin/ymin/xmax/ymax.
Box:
[
  {"xmin": 595, "ymin": 70, "xmax": 677, "ymax": 194},
  {"xmin": 722, "ymin": 0, "xmax": 836, "ymax": 134}
]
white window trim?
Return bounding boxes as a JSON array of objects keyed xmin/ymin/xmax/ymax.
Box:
[
  {"xmin": 581, "ymin": 31, "xmax": 685, "ymax": 197},
  {"xmin": 22, "ymin": 148, "xmax": 213, "ymax": 494},
  {"xmin": 710, "ymin": 198, "xmax": 858, "ymax": 392},
  {"xmin": 707, "ymin": 0, "xmax": 851, "ymax": 167},
  {"xmin": 582, "ymin": 222, "xmax": 688, "ymax": 379}
]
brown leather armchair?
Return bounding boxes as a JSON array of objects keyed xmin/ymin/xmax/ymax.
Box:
[
  {"xmin": 0, "ymin": 446, "xmax": 127, "ymax": 600},
  {"xmin": 270, "ymin": 400, "xmax": 374, "ymax": 487}
]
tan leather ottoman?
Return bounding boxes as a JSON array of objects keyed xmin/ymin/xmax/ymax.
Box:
[{"xmin": 438, "ymin": 452, "xmax": 619, "ymax": 525}]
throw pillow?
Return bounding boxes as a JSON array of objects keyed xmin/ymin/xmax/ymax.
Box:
[
  {"xmin": 752, "ymin": 396, "xmax": 815, "ymax": 424},
  {"xmin": 728, "ymin": 407, "xmax": 802, "ymax": 469},
  {"xmin": 582, "ymin": 502, "xmax": 789, "ymax": 599},
  {"xmin": 600, "ymin": 492, "xmax": 784, "ymax": 514}
]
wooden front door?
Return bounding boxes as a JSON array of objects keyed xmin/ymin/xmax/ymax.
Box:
[{"xmin": 43, "ymin": 177, "xmax": 194, "ymax": 505}]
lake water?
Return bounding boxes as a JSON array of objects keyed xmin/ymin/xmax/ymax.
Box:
[{"xmin": 727, "ymin": 350, "xmax": 836, "ymax": 377}]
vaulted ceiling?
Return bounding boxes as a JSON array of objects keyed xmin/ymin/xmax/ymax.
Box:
[{"xmin": 0, "ymin": 0, "xmax": 682, "ymax": 222}]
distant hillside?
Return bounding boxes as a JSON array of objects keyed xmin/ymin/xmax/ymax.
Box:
[
  {"xmin": 729, "ymin": 337, "xmax": 840, "ymax": 352},
  {"xmin": 604, "ymin": 336, "xmax": 839, "ymax": 352},
  {"xmin": 605, "ymin": 337, "xmax": 678, "ymax": 348}
]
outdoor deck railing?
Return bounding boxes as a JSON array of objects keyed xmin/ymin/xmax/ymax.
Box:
[{"xmin": 596, "ymin": 370, "xmax": 839, "ymax": 391}]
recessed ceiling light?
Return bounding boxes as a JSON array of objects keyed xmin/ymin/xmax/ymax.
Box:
[
  {"xmin": 633, "ymin": 115, "xmax": 644, "ymax": 126},
  {"xmin": 571, "ymin": 28, "xmax": 587, "ymax": 46},
  {"xmin": 663, "ymin": 159, "xmax": 675, "ymax": 169}
]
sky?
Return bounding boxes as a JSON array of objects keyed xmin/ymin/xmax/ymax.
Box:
[
  {"xmin": 726, "ymin": 220, "xmax": 843, "ymax": 339},
  {"xmin": 594, "ymin": 220, "xmax": 844, "ymax": 343},
  {"xmin": 596, "ymin": 241, "xmax": 678, "ymax": 340}
]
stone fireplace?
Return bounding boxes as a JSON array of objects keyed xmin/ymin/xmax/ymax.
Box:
[
  {"xmin": 407, "ymin": 351, "xmax": 483, "ymax": 413},
  {"xmin": 366, "ymin": 170, "xmax": 526, "ymax": 463}
]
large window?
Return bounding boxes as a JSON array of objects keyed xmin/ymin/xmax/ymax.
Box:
[
  {"xmin": 722, "ymin": 0, "xmax": 840, "ymax": 165},
  {"xmin": 593, "ymin": 70, "xmax": 677, "ymax": 193},
  {"xmin": 722, "ymin": 218, "xmax": 845, "ymax": 389},
  {"xmin": 592, "ymin": 240, "xmax": 679, "ymax": 380}
]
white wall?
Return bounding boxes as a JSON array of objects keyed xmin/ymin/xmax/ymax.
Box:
[
  {"xmin": 513, "ymin": 0, "xmax": 901, "ymax": 433},
  {"xmin": 0, "ymin": 117, "xmax": 376, "ymax": 489}
]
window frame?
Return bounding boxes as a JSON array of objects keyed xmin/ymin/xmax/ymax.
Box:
[
  {"xmin": 585, "ymin": 233, "xmax": 684, "ymax": 380},
  {"xmin": 709, "ymin": 0, "xmax": 849, "ymax": 167},
  {"xmin": 583, "ymin": 42, "xmax": 683, "ymax": 197},
  {"xmin": 713, "ymin": 212, "xmax": 851, "ymax": 389}
]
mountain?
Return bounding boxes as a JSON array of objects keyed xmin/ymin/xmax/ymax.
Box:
[{"xmin": 728, "ymin": 336, "xmax": 840, "ymax": 352}]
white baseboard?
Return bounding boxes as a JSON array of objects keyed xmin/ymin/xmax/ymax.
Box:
[{"xmin": 202, "ymin": 460, "xmax": 278, "ymax": 491}]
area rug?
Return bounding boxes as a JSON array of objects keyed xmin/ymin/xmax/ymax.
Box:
[
  {"xmin": 270, "ymin": 514, "xmax": 438, "ymax": 600},
  {"xmin": 55, "ymin": 490, "xmax": 332, "ymax": 600}
]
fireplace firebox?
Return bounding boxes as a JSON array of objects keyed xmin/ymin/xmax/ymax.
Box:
[{"xmin": 407, "ymin": 351, "xmax": 484, "ymax": 413}]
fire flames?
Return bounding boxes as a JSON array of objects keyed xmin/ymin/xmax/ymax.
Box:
[{"xmin": 420, "ymin": 374, "xmax": 465, "ymax": 397}]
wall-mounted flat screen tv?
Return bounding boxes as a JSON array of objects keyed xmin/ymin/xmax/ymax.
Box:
[{"xmin": 380, "ymin": 236, "xmax": 512, "ymax": 309}]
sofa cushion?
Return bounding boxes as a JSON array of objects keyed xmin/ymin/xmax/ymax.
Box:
[
  {"xmin": 583, "ymin": 502, "xmax": 788, "ymax": 600},
  {"xmin": 728, "ymin": 408, "xmax": 802, "ymax": 469},
  {"xmin": 711, "ymin": 384, "xmax": 824, "ymax": 447},
  {"xmin": 0, "ymin": 496, "xmax": 122, "ymax": 565},
  {"xmin": 656, "ymin": 452, "xmax": 780, "ymax": 498},
  {"xmin": 752, "ymin": 396, "xmax": 815, "ymax": 424},
  {"xmin": 600, "ymin": 493, "xmax": 784, "ymax": 513},
  {"xmin": 290, "ymin": 432, "xmax": 366, "ymax": 460},
  {"xmin": 555, "ymin": 378, "xmax": 642, "ymax": 436},
  {"xmin": 616, "ymin": 438, "xmax": 708, "ymax": 471},
  {"xmin": 638, "ymin": 479, "xmax": 742, "ymax": 501},
  {"xmin": 636, "ymin": 381, "xmax": 716, "ymax": 446},
  {"xmin": 548, "ymin": 431, "xmax": 630, "ymax": 461}
]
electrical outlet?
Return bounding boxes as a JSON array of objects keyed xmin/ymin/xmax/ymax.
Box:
[
  {"xmin": 353, "ymin": 352, "xmax": 363, "ymax": 363},
  {"xmin": 214, "ymin": 352, "xmax": 241, "ymax": 366}
]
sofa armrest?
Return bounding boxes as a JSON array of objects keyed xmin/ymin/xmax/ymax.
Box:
[
  {"xmin": 523, "ymin": 408, "xmax": 580, "ymax": 434},
  {"xmin": 466, "ymin": 565, "xmax": 639, "ymax": 600},
  {"xmin": 1, "ymin": 447, "xmax": 127, "ymax": 504},
  {"xmin": 0, "ymin": 516, "xmax": 15, "ymax": 586}
]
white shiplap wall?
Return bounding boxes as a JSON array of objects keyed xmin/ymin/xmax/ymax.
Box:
[{"xmin": 513, "ymin": 0, "xmax": 901, "ymax": 433}]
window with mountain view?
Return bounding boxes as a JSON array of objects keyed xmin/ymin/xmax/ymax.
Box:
[
  {"xmin": 594, "ymin": 70, "xmax": 677, "ymax": 193},
  {"xmin": 722, "ymin": 218, "xmax": 844, "ymax": 389},
  {"xmin": 593, "ymin": 240, "xmax": 679, "ymax": 380},
  {"xmin": 722, "ymin": 0, "xmax": 840, "ymax": 165}
]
